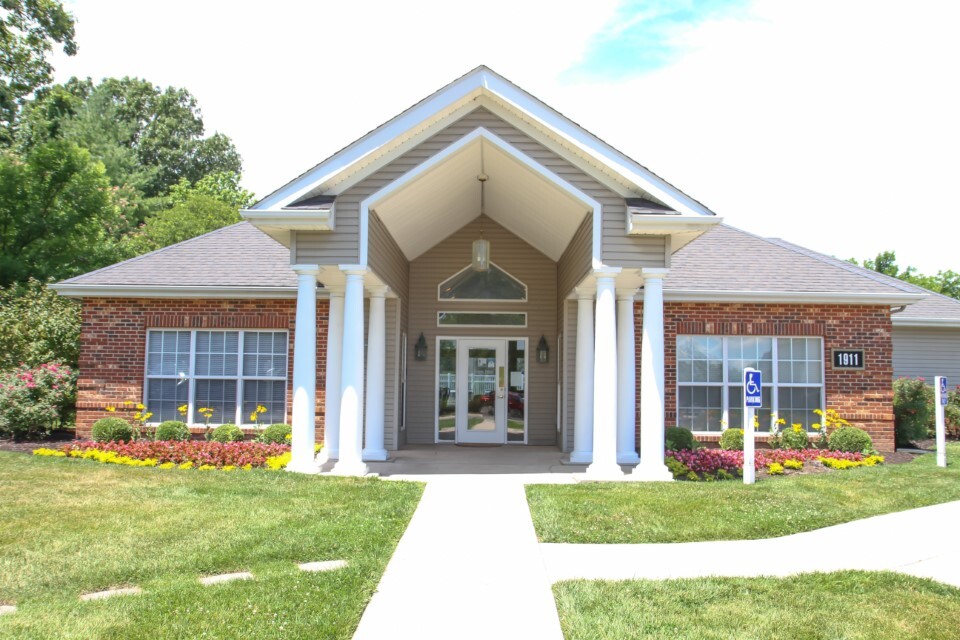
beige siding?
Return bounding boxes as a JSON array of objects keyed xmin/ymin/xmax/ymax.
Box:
[
  {"xmin": 406, "ymin": 215, "xmax": 558, "ymax": 445},
  {"xmin": 368, "ymin": 212, "xmax": 410, "ymax": 301},
  {"xmin": 294, "ymin": 227, "xmax": 359, "ymax": 264},
  {"xmin": 893, "ymin": 326, "xmax": 960, "ymax": 382},
  {"xmin": 563, "ymin": 299, "xmax": 577, "ymax": 452},
  {"xmin": 384, "ymin": 297, "xmax": 398, "ymax": 450},
  {"xmin": 604, "ymin": 230, "xmax": 667, "ymax": 268},
  {"xmin": 558, "ymin": 215, "xmax": 592, "ymax": 299}
]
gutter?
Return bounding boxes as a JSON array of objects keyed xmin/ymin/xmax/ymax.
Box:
[
  {"xmin": 664, "ymin": 290, "xmax": 925, "ymax": 306},
  {"xmin": 51, "ymin": 284, "xmax": 306, "ymax": 299}
]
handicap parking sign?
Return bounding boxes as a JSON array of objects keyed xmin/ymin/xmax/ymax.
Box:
[
  {"xmin": 940, "ymin": 377, "xmax": 949, "ymax": 406},
  {"xmin": 744, "ymin": 369, "xmax": 762, "ymax": 408}
]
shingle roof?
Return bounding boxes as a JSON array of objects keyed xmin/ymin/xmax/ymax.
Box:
[
  {"xmin": 666, "ymin": 224, "xmax": 920, "ymax": 295},
  {"xmin": 58, "ymin": 222, "xmax": 297, "ymax": 288}
]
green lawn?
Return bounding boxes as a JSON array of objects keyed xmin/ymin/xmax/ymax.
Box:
[
  {"xmin": 554, "ymin": 572, "xmax": 960, "ymax": 640},
  {"xmin": 527, "ymin": 444, "xmax": 960, "ymax": 543},
  {"xmin": 0, "ymin": 451, "xmax": 423, "ymax": 639}
]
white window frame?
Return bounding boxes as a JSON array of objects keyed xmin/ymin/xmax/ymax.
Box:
[
  {"xmin": 436, "ymin": 261, "xmax": 528, "ymax": 302},
  {"xmin": 676, "ymin": 335, "xmax": 826, "ymax": 434},
  {"xmin": 143, "ymin": 329, "xmax": 288, "ymax": 426},
  {"xmin": 437, "ymin": 311, "xmax": 528, "ymax": 328}
]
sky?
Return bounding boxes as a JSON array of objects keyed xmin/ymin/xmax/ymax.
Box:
[{"xmin": 51, "ymin": 0, "xmax": 960, "ymax": 274}]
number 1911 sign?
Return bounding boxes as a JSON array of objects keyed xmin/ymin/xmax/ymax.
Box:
[{"xmin": 832, "ymin": 349, "xmax": 865, "ymax": 370}]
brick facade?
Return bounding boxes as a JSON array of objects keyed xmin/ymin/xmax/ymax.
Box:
[
  {"xmin": 635, "ymin": 302, "xmax": 895, "ymax": 451},
  {"xmin": 75, "ymin": 298, "xmax": 329, "ymax": 440}
]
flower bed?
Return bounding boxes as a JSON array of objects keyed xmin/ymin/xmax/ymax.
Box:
[
  {"xmin": 666, "ymin": 448, "xmax": 880, "ymax": 481},
  {"xmin": 36, "ymin": 440, "xmax": 296, "ymax": 470}
]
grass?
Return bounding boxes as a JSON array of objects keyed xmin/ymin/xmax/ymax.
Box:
[
  {"xmin": 0, "ymin": 451, "xmax": 423, "ymax": 639},
  {"xmin": 554, "ymin": 571, "xmax": 960, "ymax": 639},
  {"xmin": 527, "ymin": 444, "xmax": 960, "ymax": 543}
]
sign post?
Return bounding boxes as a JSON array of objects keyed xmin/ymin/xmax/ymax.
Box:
[
  {"xmin": 743, "ymin": 367, "xmax": 762, "ymax": 485},
  {"xmin": 935, "ymin": 376, "xmax": 948, "ymax": 468}
]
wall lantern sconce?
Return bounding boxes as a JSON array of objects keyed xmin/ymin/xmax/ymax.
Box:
[
  {"xmin": 415, "ymin": 333, "xmax": 428, "ymax": 361},
  {"xmin": 537, "ymin": 335, "xmax": 549, "ymax": 364}
]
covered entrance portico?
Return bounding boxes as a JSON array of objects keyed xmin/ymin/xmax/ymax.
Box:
[{"xmin": 242, "ymin": 67, "xmax": 719, "ymax": 479}]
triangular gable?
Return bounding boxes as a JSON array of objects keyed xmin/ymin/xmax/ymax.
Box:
[{"xmin": 250, "ymin": 66, "xmax": 715, "ymax": 218}]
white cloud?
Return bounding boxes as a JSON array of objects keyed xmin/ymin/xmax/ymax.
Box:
[{"xmin": 53, "ymin": 0, "xmax": 960, "ymax": 273}]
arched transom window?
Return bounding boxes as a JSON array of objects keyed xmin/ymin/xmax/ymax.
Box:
[{"xmin": 438, "ymin": 263, "xmax": 527, "ymax": 301}]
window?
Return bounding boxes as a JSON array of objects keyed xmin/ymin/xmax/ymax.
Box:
[
  {"xmin": 438, "ymin": 263, "xmax": 527, "ymax": 301},
  {"xmin": 677, "ymin": 336, "xmax": 824, "ymax": 433},
  {"xmin": 144, "ymin": 330, "xmax": 288, "ymax": 425},
  {"xmin": 437, "ymin": 312, "xmax": 527, "ymax": 327}
]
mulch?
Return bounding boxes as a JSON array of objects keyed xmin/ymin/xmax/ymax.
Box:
[{"xmin": 0, "ymin": 432, "xmax": 75, "ymax": 454}]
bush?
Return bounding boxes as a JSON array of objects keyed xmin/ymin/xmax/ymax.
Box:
[
  {"xmin": 665, "ymin": 426, "xmax": 697, "ymax": 451},
  {"xmin": 780, "ymin": 425, "xmax": 810, "ymax": 450},
  {"xmin": 155, "ymin": 420, "xmax": 190, "ymax": 441},
  {"xmin": 259, "ymin": 423, "xmax": 291, "ymax": 444},
  {"xmin": 719, "ymin": 428, "xmax": 744, "ymax": 451},
  {"xmin": 828, "ymin": 426, "xmax": 873, "ymax": 453},
  {"xmin": 91, "ymin": 417, "xmax": 134, "ymax": 443},
  {"xmin": 0, "ymin": 363, "xmax": 77, "ymax": 440},
  {"xmin": 210, "ymin": 423, "xmax": 244, "ymax": 442},
  {"xmin": 0, "ymin": 279, "xmax": 80, "ymax": 370},
  {"xmin": 893, "ymin": 377, "xmax": 934, "ymax": 445}
]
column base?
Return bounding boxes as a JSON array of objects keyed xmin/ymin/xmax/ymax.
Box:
[
  {"xmin": 362, "ymin": 448, "xmax": 389, "ymax": 462},
  {"xmin": 316, "ymin": 448, "xmax": 338, "ymax": 464},
  {"xmin": 330, "ymin": 459, "xmax": 370, "ymax": 477},
  {"xmin": 286, "ymin": 459, "xmax": 321, "ymax": 474},
  {"xmin": 617, "ymin": 451, "xmax": 641, "ymax": 465},
  {"xmin": 585, "ymin": 462, "xmax": 623, "ymax": 480},
  {"xmin": 632, "ymin": 463, "xmax": 674, "ymax": 482},
  {"xmin": 566, "ymin": 451, "xmax": 593, "ymax": 464}
]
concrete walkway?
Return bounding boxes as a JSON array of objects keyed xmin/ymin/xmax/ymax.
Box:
[
  {"xmin": 541, "ymin": 500, "xmax": 960, "ymax": 588},
  {"xmin": 353, "ymin": 475, "xmax": 564, "ymax": 640}
]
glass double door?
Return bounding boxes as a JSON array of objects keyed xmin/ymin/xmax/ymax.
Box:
[{"xmin": 437, "ymin": 338, "xmax": 527, "ymax": 444}]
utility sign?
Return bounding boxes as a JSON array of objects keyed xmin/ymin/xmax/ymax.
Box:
[
  {"xmin": 940, "ymin": 377, "xmax": 949, "ymax": 406},
  {"xmin": 744, "ymin": 369, "xmax": 763, "ymax": 408}
]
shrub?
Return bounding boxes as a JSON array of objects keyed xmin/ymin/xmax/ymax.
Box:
[
  {"xmin": 665, "ymin": 456, "xmax": 692, "ymax": 479},
  {"xmin": 719, "ymin": 428, "xmax": 744, "ymax": 451},
  {"xmin": 893, "ymin": 377, "xmax": 934, "ymax": 445},
  {"xmin": 783, "ymin": 459, "xmax": 804, "ymax": 470},
  {"xmin": 780, "ymin": 424, "xmax": 810, "ymax": 450},
  {"xmin": 665, "ymin": 426, "xmax": 696, "ymax": 451},
  {"xmin": 0, "ymin": 362, "xmax": 76, "ymax": 440},
  {"xmin": 155, "ymin": 420, "xmax": 190, "ymax": 441},
  {"xmin": 0, "ymin": 279, "xmax": 80, "ymax": 370},
  {"xmin": 91, "ymin": 417, "xmax": 134, "ymax": 443},
  {"xmin": 210, "ymin": 423, "xmax": 244, "ymax": 442},
  {"xmin": 259, "ymin": 423, "xmax": 292, "ymax": 444},
  {"xmin": 767, "ymin": 462, "xmax": 784, "ymax": 475},
  {"xmin": 829, "ymin": 426, "xmax": 873, "ymax": 453}
]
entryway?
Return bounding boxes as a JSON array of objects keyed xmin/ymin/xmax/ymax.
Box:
[{"xmin": 437, "ymin": 337, "xmax": 527, "ymax": 445}]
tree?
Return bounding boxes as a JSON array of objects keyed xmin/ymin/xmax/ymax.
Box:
[
  {"xmin": 851, "ymin": 250, "xmax": 960, "ymax": 301},
  {"xmin": 123, "ymin": 195, "xmax": 242, "ymax": 255},
  {"xmin": 0, "ymin": 0, "xmax": 77, "ymax": 144},
  {"xmin": 168, "ymin": 171, "xmax": 255, "ymax": 210},
  {"xmin": 0, "ymin": 278, "xmax": 79, "ymax": 369},
  {"xmin": 0, "ymin": 140, "xmax": 121, "ymax": 285}
]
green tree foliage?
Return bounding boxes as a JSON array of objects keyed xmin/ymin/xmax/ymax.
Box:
[
  {"xmin": 0, "ymin": 0, "xmax": 77, "ymax": 144},
  {"xmin": 851, "ymin": 251, "xmax": 960, "ymax": 301},
  {"xmin": 0, "ymin": 278, "xmax": 79, "ymax": 369},
  {"xmin": 0, "ymin": 140, "xmax": 121, "ymax": 285},
  {"xmin": 168, "ymin": 171, "xmax": 255, "ymax": 210},
  {"xmin": 124, "ymin": 195, "xmax": 242, "ymax": 255}
]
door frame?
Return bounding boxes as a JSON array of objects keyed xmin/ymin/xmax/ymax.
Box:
[{"xmin": 434, "ymin": 336, "xmax": 529, "ymax": 445}]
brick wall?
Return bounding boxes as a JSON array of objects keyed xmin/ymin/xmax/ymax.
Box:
[
  {"xmin": 634, "ymin": 303, "xmax": 895, "ymax": 451},
  {"xmin": 75, "ymin": 298, "xmax": 329, "ymax": 439}
]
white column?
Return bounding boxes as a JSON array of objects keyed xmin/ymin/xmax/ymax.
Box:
[
  {"xmin": 633, "ymin": 268, "xmax": 673, "ymax": 481},
  {"xmin": 363, "ymin": 286, "xmax": 389, "ymax": 461},
  {"xmin": 332, "ymin": 267, "xmax": 369, "ymax": 476},
  {"xmin": 617, "ymin": 288, "xmax": 640, "ymax": 464},
  {"xmin": 569, "ymin": 287, "xmax": 595, "ymax": 464},
  {"xmin": 319, "ymin": 288, "xmax": 344, "ymax": 463},
  {"xmin": 288, "ymin": 265, "xmax": 320, "ymax": 474},
  {"xmin": 587, "ymin": 269, "xmax": 623, "ymax": 479}
]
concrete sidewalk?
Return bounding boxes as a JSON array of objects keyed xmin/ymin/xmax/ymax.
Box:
[
  {"xmin": 353, "ymin": 476, "xmax": 564, "ymax": 640},
  {"xmin": 541, "ymin": 500, "xmax": 960, "ymax": 587}
]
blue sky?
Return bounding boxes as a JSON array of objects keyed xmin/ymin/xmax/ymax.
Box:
[{"xmin": 564, "ymin": 0, "xmax": 751, "ymax": 80}]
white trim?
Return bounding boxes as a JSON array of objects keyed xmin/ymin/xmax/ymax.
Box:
[
  {"xmin": 626, "ymin": 213, "xmax": 722, "ymax": 236},
  {"xmin": 52, "ymin": 284, "xmax": 302, "ymax": 299},
  {"xmin": 240, "ymin": 208, "xmax": 335, "ymax": 231},
  {"xmin": 359, "ymin": 126, "xmax": 603, "ymax": 268},
  {"xmin": 664, "ymin": 290, "xmax": 924, "ymax": 305},
  {"xmin": 437, "ymin": 261, "xmax": 528, "ymax": 302},
  {"xmin": 437, "ymin": 311, "xmax": 527, "ymax": 328},
  {"xmin": 892, "ymin": 317, "xmax": 960, "ymax": 328}
]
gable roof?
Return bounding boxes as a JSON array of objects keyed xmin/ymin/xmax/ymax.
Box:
[
  {"xmin": 248, "ymin": 66, "xmax": 716, "ymax": 218},
  {"xmin": 665, "ymin": 224, "xmax": 925, "ymax": 306}
]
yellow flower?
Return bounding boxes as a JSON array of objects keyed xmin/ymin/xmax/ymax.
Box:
[
  {"xmin": 792, "ymin": 423, "xmax": 803, "ymax": 433},
  {"xmin": 105, "ymin": 406, "xmax": 116, "ymax": 412},
  {"xmin": 136, "ymin": 403, "xmax": 145, "ymax": 410},
  {"xmin": 811, "ymin": 423, "xmax": 822, "ymax": 431},
  {"xmin": 123, "ymin": 401, "xmax": 132, "ymax": 406},
  {"xmin": 177, "ymin": 404, "xmax": 188, "ymax": 416}
]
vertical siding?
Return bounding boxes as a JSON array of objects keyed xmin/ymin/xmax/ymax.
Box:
[
  {"xmin": 406, "ymin": 215, "xmax": 558, "ymax": 445},
  {"xmin": 893, "ymin": 326, "xmax": 960, "ymax": 382}
]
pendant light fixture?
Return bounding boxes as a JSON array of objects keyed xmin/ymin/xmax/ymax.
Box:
[{"xmin": 472, "ymin": 146, "xmax": 490, "ymax": 272}]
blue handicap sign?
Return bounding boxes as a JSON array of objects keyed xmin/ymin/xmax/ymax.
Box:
[
  {"xmin": 940, "ymin": 377, "xmax": 949, "ymax": 405},
  {"xmin": 745, "ymin": 370, "xmax": 763, "ymax": 408}
]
